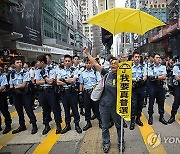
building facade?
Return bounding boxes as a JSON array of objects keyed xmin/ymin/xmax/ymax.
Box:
[
  {"xmin": 148, "ymin": 0, "xmax": 180, "ymax": 57},
  {"xmin": 81, "ymin": 0, "xmax": 103, "ymax": 57}
]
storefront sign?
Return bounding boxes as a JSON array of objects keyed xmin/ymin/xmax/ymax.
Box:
[
  {"xmin": 167, "ymin": 22, "xmax": 178, "ymax": 33},
  {"xmin": 117, "ymin": 62, "xmax": 132, "ymax": 121},
  {"xmin": 16, "ymin": 42, "xmax": 73, "ymax": 55},
  {"xmin": 43, "ymin": 45, "xmax": 73, "ymax": 56},
  {"xmin": 150, "ymin": 20, "xmax": 179, "ymax": 42},
  {"xmin": 16, "ymin": 42, "xmax": 51, "ymax": 53}
]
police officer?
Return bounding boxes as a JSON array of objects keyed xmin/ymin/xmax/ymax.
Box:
[
  {"xmin": 168, "ymin": 62, "xmax": 180, "ymax": 124},
  {"xmin": 72, "ymin": 55, "xmax": 85, "ymax": 115},
  {"xmin": 0, "ymin": 65, "xmax": 12, "ymax": 134},
  {"xmin": 9, "ymin": 58, "xmax": 38, "ymax": 134},
  {"xmin": 130, "ymin": 52, "xmax": 147, "ymax": 130},
  {"xmin": 144, "ymin": 54, "xmax": 154, "ymax": 107},
  {"xmin": 46, "ymin": 54, "xmax": 57, "ymax": 68},
  {"xmin": 29, "ymin": 61, "xmax": 38, "ymax": 109},
  {"xmin": 57, "ymin": 54, "xmax": 82, "ymax": 134},
  {"xmin": 35, "ymin": 55, "xmax": 62, "ymax": 135},
  {"xmin": 79, "ymin": 57, "xmax": 102, "ymax": 131},
  {"xmin": 148, "ymin": 53, "xmax": 168, "ymax": 125}
]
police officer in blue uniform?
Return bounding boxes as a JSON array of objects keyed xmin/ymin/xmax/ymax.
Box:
[
  {"xmin": 168, "ymin": 62, "xmax": 180, "ymax": 123},
  {"xmin": 9, "ymin": 58, "xmax": 38, "ymax": 134},
  {"xmin": 35, "ymin": 55, "xmax": 62, "ymax": 135},
  {"xmin": 79, "ymin": 57, "xmax": 102, "ymax": 131},
  {"xmin": 0, "ymin": 65, "xmax": 12, "ymax": 134},
  {"xmin": 148, "ymin": 53, "xmax": 168, "ymax": 125},
  {"xmin": 72, "ymin": 55, "xmax": 85, "ymax": 116},
  {"xmin": 130, "ymin": 51, "xmax": 147, "ymax": 130},
  {"xmin": 143, "ymin": 54, "xmax": 154, "ymax": 107},
  {"xmin": 57, "ymin": 54, "xmax": 82, "ymax": 134}
]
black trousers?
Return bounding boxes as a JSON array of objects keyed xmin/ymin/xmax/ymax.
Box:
[
  {"xmin": 171, "ymin": 85, "xmax": 180, "ymax": 116},
  {"xmin": 131, "ymin": 86, "xmax": 145, "ymax": 118},
  {"xmin": 148, "ymin": 83, "xmax": 165, "ymax": 115},
  {"xmin": 13, "ymin": 93, "xmax": 37, "ymax": 126},
  {"xmin": 38, "ymin": 89, "xmax": 62, "ymax": 125},
  {"xmin": 0, "ymin": 93, "xmax": 12, "ymax": 126},
  {"xmin": 61, "ymin": 90, "xmax": 80, "ymax": 124},
  {"xmin": 83, "ymin": 91, "xmax": 100, "ymax": 121}
]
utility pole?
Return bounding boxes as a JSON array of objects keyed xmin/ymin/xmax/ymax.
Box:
[
  {"xmin": 178, "ymin": 0, "xmax": 180, "ymax": 29},
  {"xmin": 105, "ymin": 0, "xmax": 108, "ymax": 57},
  {"xmin": 102, "ymin": 0, "xmax": 113, "ymax": 57}
]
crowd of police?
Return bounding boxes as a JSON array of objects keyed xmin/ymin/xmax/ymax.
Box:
[{"xmin": 0, "ymin": 52, "xmax": 179, "ymax": 139}]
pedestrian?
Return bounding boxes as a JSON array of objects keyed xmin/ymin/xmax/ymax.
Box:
[
  {"xmin": 83, "ymin": 47, "xmax": 125, "ymax": 153},
  {"xmin": 9, "ymin": 58, "xmax": 38, "ymax": 134},
  {"xmin": 56, "ymin": 54, "xmax": 82, "ymax": 134},
  {"xmin": 79, "ymin": 57, "xmax": 102, "ymax": 131},
  {"xmin": 0, "ymin": 65, "xmax": 12, "ymax": 134},
  {"xmin": 147, "ymin": 53, "xmax": 168, "ymax": 125},
  {"xmin": 129, "ymin": 51, "xmax": 147, "ymax": 130},
  {"xmin": 168, "ymin": 60, "xmax": 180, "ymax": 124},
  {"xmin": 35, "ymin": 55, "xmax": 62, "ymax": 135}
]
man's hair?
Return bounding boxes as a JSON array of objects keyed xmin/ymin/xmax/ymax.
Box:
[
  {"xmin": 24, "ymin": 62, "xmax": 30, "ymax": 67},
  {"xmin": 148, "ymin": 53, "xmax": 154, "ymax": 58},
  {"xmin": 153, "ymin": 53, "xmax": 160, "ymax": 58},
  {"xmin": 84, "ymin": 57, "xmax": 90, "ymax": 63},
  {"xmin": 110, "ymin": 57, "xmax": 118, "ymax": 63},
  {"xmin": 128, "ymin": 55, "xmax": 132, "ymax": 61},
  {"xmin": 45, "ymin": 54, "xmax": 51, "ymax": 59},
  {"xmin": 31, "ymin": 61, "xmax": 36, "ymax": 67},
  {"xmin": 64, "ymin": 54, "xmax": 72, "ymax": 60},
  {"xmin": 37, "ymin": 55, "xmax": 47, "ymax": 64},
  {"xmin": 144, "ymin": 56, "xmax": 148, "ymax": 60},
  {"xmin": 132, "ymin": 51, "xmax": 140, "ymax": 57},
  {"xmin": 73, "ymin": 55, "xmax": 79, "ymax": 59},
  {"xmin": 12, "ymin": 57, "xmax": 22, "ymax": 64},
  {"xmin": 0, "ymin": 64, "xmax": 3, "ymax": 68}
]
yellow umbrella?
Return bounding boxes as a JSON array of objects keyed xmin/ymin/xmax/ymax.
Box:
[{"xmin": 87, "ymin": 7, "xmax": 165, "ymax": 35}]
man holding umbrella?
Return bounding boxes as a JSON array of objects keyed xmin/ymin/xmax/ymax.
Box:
[{"xmin": 83, "ymin": 47, "xmax": 125, "ymax": 153}]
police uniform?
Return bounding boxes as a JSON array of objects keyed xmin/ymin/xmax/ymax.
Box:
[
  {"xmin": 148, "ymin": 64, "xmax": 167, "ymax": 125},
  {"xmin": 168, "ymin": 64, "xmax": 180, "ymax": 123},
  {"xmin": 72, "ymin": 64, "xmax": 86, "ymax": 115},
  {"xmin": 0, "ymin": 73, "xmax": 12, "ymax": 134},
  {"xmin": 9, "ymin": 69, "xmax": 37, "ymax": 134},
  {"xmin": 130, "ymin": 64, "xmax": 147, "ymax": 130},
  {"xmin": 35, "ymin": 66, "xmax": 62, "ymax": 135},
  {"xmin": 144, "ymin": 62, "xmax": 154, "ymax": 106},
  {"xmin": 79, "ymin": 68, "xmax": 102, "ymax": 130},
  {"xmin": 57, "ymin": 66, "xmax": 82, "ymax": 134},
  {"xmin": 29, "ymin": 67, "xmax": 38, "ymax": 107}
]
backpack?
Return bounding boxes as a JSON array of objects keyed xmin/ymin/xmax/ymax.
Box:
[{"xmin": 90, "ymin": 73, "xmax": 109, "ymax": 101}]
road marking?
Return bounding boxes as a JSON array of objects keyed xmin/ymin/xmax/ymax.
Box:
[
  {"xmin": 33, "ymin": 119, "xmax": 66, "ymax": 154},
  {"xmin": 0, "ymin": 112, "xmax": 42, "ymax": 150},
  {"xmin": 1, "ymin": 111, "xmax": 17, "ymax": 123},
  {"xmin": 164, "ymin": 103, "xmax": 180, "ymax": 124},
  {"xmin": 138, "ymin": 113, "xmax": 167, "ymax": 154}
]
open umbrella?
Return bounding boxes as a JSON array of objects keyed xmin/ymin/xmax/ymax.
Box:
[{"xmin": 87, "ymin": 7, "xmax": 165, "ymax": 35}]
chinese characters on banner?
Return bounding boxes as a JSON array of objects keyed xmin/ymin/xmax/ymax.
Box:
[{"xmin": 117, "ymin": 62, "xmax": 132, "ymax": 121}]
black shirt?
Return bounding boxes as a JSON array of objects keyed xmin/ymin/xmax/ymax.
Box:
[{"xmin": 100, "ymin": 68, "xmax": 117, "ymax": 106}]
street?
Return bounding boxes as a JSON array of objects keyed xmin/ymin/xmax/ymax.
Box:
[{"xmin": 0, "ymin": 94, "xmax": 179, "ymax": 154}]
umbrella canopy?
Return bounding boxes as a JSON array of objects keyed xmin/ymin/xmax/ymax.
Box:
[{"xmin": 87, "ymin": 7, "xmax": 165, "ymax": 35}]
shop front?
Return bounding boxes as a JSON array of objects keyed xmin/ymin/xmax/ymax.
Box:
[
  {"xmin": 150, "ymin": 19, "xmax": 180, "ymax": 57},
  {"xmin": 0, "ymin": 41, "xmax": 73, "ymax": 65}
]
